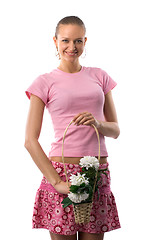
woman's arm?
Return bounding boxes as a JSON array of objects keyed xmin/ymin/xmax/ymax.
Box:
[
  {"xmin": 96, "ymin": 90, "xmax": 120, "ymax": 138},
  {"xmin": 24, "ymin": 94, "xmax": 70, "ymax": 194}
]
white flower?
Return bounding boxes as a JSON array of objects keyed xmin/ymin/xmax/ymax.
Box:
[
  {"xmin": 79, "ymin": 156, "xmax": 99, "ymax": 170},
  {"xmin": 69, "ymin": 172, "xmax": 89, "ymax": 186},
  {"xmin": 68, "ymin": 192, "xmax": 89, "ymax": 203}
]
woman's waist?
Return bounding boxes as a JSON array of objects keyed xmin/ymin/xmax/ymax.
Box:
[{"xmin": 49, "ymin": 156, "xmax": 108, "ymax": 164}]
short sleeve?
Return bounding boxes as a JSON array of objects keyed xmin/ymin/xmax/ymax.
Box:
[
  {"xmin": 100, "ymin": 69, "xmax": 117, "ymax": 95},
  {"xmin": 25, "ymin": 75, "xmax": 49, "ymax": 105}
]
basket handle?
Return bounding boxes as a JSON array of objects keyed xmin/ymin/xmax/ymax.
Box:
[{"xmin": 61, "ymin": 119, "xmax": 101, "ymax": 187}]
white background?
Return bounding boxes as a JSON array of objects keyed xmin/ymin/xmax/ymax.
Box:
[{"xmin": 0, "ymin": 0, "xmax": 160, "ymax": 239}]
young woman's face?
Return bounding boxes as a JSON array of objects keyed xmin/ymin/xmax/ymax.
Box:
[{"xmin": 53, "ymin": 24, "xmax": 87, "ymax": 62}]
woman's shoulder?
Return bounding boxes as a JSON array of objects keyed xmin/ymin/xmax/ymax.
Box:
[
  {"xmin": 83, "ymin": 66, "xmax": 108, "ymax": 75},
  {"xmin": 83, "ymin": 66, "xmax": 109, "ymax": 79},
  {"xmin": 34, "ymin": 68, "xmax": 58, "ymax": 86}
]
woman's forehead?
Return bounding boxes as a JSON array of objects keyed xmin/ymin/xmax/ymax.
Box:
[{"xmin": 58, "ymin": 24, "xmax": 85, "ymax": 38}]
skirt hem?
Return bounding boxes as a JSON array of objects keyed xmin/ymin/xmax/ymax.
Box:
[{"xmin": 32, "ymin": 225, "xmax": 121, "ymax": 235}]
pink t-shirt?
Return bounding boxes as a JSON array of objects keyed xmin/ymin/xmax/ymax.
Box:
[{"xmin": 25, "ymin": 66, "xmax": 117, "ymax": 158}]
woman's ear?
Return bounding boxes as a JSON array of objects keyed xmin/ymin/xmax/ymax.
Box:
[
  {"xmin": 53, "ymin": 36, "xmax": 57, "ymax": 47},
  {"xmin": 84, "ymin": 37, "xmax": 87, "ymax": 46}
]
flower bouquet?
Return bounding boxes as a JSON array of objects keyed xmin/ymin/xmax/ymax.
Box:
[
  {"xmin": 60, "ymin": 120, "xmax": 108, "ymax": 224},
  {"xmin": 61, "ymin": 156, "xmax": 108, "ymax": 224}
]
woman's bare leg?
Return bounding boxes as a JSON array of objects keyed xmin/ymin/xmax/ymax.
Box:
[
  {"xmin": 50, "ymin": 231, "xmax": 77, "ymax": 240},
  {"xmin": 78, "ymin": 231, "xmax": 104, "ymax": 240}
]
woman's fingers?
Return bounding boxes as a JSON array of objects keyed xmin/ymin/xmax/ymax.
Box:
[
  {"xmin": 54, "ymin": 181, "xmax": 71, "ymax": 195},
  {"xmin": 72, "ymin": 112, "xmax": 87, "ymax": 122},
  {"xmin": 73, "ymin": 112, "xmax": 100, "ymax": 128},
  {"xmin": 73, "ymin": 112, "xmax": 92, "ymax": 125}
]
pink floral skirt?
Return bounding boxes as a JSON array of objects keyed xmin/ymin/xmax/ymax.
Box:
[{"xmin": 32, "ymin": 161, "xmax": 121, "ymax": 235}]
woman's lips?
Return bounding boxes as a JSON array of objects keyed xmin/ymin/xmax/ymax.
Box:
[{"xmin": 65, "ymin": 51, "xmax": 78, "ymax": 56}]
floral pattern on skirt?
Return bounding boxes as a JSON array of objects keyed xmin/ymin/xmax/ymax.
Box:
[{"xmin": 32, "ymin": 161, "xmax": 121, "ymax": 235}]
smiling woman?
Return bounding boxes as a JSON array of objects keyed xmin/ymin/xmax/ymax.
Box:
[
  {"xmin": 53, "ymin": 17, "xmax": 87, "ymax": 72},
  {"xmin": 24, "ymin": 15, "xmax": 121, "ymax": 240}
]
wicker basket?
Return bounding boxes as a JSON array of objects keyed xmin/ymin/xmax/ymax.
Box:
[{"xmin": 61, "ymin": 119, "xmax": 101, "ymax": 224}]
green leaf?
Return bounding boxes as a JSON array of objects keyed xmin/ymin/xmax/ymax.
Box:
[
  {"xmin": 81, "ymin": 167, "xmax": 86, "ymax": 172},
  {"xmin": 78, "ymin": 187, "xmax": 86, "ymax": 193},
  {"xmin": 102, "ymin": 172, "xmax": 108, "ymax": 176},
  {"xmin": 98, "ymin": 168, "xmax": 108, "ymax": 172},
  {"xmin": 88, "ymin": 185, "xmax": 93, "ymax": 198},
  {"xmin": 70, "ymin": 183, "xmax": 88, "ymax": 193},
  {"xmin": 79, "ymin": 183, "xmax": 85, "ymax": 187},
  {"xmin": 70, "ymin": 185, "xmax": 79, "ymax": 193},
  {"xmin": 61, "ymin": 197, "xmax": 72, "ymax": 208}
]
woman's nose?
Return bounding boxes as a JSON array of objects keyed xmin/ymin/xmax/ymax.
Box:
[{"xmin": 68, "ymin": 41, "xmax": 76, "ymax": 50}]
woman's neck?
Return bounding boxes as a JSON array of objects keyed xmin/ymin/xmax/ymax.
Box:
[{"xmin": 58, "ymin": 61, "xmax": 82, "ymax": 73}]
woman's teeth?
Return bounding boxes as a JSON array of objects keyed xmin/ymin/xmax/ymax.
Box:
[{"xmin": 65, "ymin": 51, "xmax": 78, "ymax": 56}]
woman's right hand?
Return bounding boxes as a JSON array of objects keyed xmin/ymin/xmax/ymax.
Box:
[{"xmin": 53, "ymin": 180, "xmax": 71, "ymax": 195}]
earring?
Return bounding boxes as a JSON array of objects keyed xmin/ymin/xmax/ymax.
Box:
[
  {"xmin": 55, "ymin": 47, "xmax": 60, "ymax": 60},
  {"xmin": 81, "ymin": 48, "xmax": 86, "ymax": 59}
]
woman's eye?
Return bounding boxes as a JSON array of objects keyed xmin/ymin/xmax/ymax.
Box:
[
  {"xmin": 77, "ymin": 40, "xmax": 82, "ymax": 43},
  {"xmin": 62, "ymin": 39, "xmax": 82, "ymax": 43}
]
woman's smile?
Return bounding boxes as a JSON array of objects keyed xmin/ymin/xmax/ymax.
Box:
[{"xmin": 65, "ymin": 51, "xmax": 78, "ymax": 56}]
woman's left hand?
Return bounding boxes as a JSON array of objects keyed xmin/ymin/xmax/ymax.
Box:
[{"xmin": 72, "ymin": 112, "xmax": 101, "ymax": 129}]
